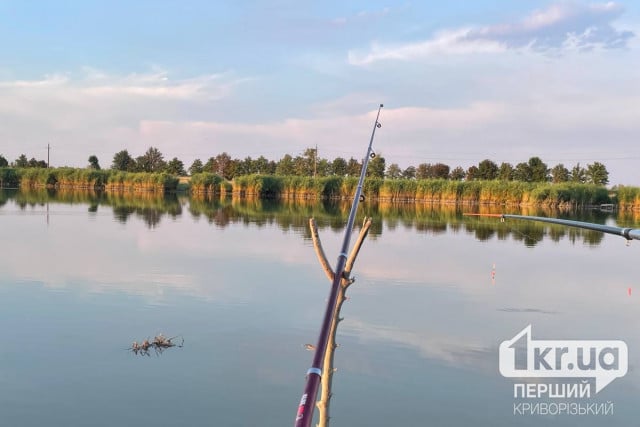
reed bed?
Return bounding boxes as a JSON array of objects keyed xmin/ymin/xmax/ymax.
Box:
[
  {"xmin": 190, "ymin": 173, "xmax": 224, "ymax": 194},
  {"xmin": 231, "ymin": 174, "xmax": 284, "ymax": 198},
  {"xmin": 2, "ymin": 168, "xmax": 627, "ymax": 207},
  {"xmin": 376, "ymin": 179, "xmax": 609, "ymax": 206},
  {"xmin": 229, "ymin": 175, "xmax": 345, "ymax": 199},
  {"xmin": 0, "ymin": 168, "xmax": 20, "ymax": 188},
  {"xmin": 209, "ymin": 176, "xmax": 614, "ymax": 207},
  {"xmin": 105, "ymin": 171, "xmax": 178, "ymax": 192},
  {"xmin": 615, "ymin": 186, "xmax": 640, "ymax": 210},
  {"xmin": 4, "ymin": 167, "xmax": 178, "ymax": 192}
]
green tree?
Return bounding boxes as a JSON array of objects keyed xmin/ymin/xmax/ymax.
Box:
[
  {"xmin": 28, "ymin": 158, "xmax": 46, "ymax": 168},
  {"xmin": 586, "ymin": 162, "xmax": 609, "ymax": 185},
  {"xmin": 386, "ymin": 163, "xmax": 402, "ymax": 179},
  {"xmin": 316, "ymin": 158, "xmax": 331, "ymax": 176},
  {"xmin": 432, "ymin": 163, "xmax": 450, "ymax": 179},
  {"xmin": 367, "ymin": 153, "xmax": 385, "ymax": 178},
  {"xmin": 331, "ymin": 157, "xmax": 347, "ymax": 176},
  {"xmin": 204, "ymin": 157, "xmax": 218, "ymax": 174},
  {"xmin": 189, "ymin": 159, "xmax": 204, "ymax": 175},
  {"xmin": 88, "ymin": 155, "xmax": 101, "ymax": 170},
  {"xmin": 166, "ymin": 157, "xmax": 186, "ymax": 175},
  {"xmin": 254, "ymin": 156, "xmax": 272, "ymax": 174},
  {"xmin": 402, "ymin": 166, "xmax": 416, "ymax": 179},
  {"xmin": 570, "ymin": 163, "xmax": 586, "ymax": 183},
  {"xmin": 276, "ymin": 154, "xmax": 295, "ymax": 175},
  {"xmin": 498, "ymin": 162, "xmax": 514, "ymax": 181},
  {"xmin": 216, "ymin": 152, "xmax": 233, "ymax": 178},
  {"xmin": 15, "ymin": 154, "xmax": 28, "ymax": 168},
  {"xmin": 112, "ymin": 150, "xmax": 136, "ymax": 171},
  {"xmin": 466, "ymin": 165, "xmax": 479, "ymax": 180},
  {"xmin": 550, "ymin": 164, "xmax": 570, "ymax": 183},
  {"xmin": 528, "ymin": 157, "xmax": 549, "ymax": 182},
  {"xmin": 477, "ymin": 159, "xmax": 498, "ymax": 180},
  {"xmin": 416, "ymin": 163, "xmax": 432, "ymax": 179},
  {"xmin": 265, "ymin": 160, "xmax": 277, "ymax": 175},
  {"xmin": 346, "ymin": 157, "xmax": 361, "ymax": 176},
  {"xmin": 0, "ymin": 155, "xmax": 8, "ymax": 167},
  {"xmin": 305, "ymin": 148, "xmax": 318, "ymax": 177},
  {"xmin": 234, "ymin": 157, "xmax": 252, "ymax": 176},
  {"xmin": 293, "ymin": 155, "xmax": 309, "ymax": 176},
  {"xmin": 136, "ymin": 147, "xmax": 166, "ymax": 172},
  {"xmin": 226, "ymin": 158, "xmax": 239, "ymax": 179},
  {"xmin": 449, "ymin": 166, "xmax": 465, "ymax": 180},
  {"xmin": 512, "ymin": 162, "xmax": 532, "ymax": 182}
]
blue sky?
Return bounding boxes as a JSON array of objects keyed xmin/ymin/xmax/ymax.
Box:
[{"xmin": 1, "ymin": 1, "xmax": 639, "ymax": 184}]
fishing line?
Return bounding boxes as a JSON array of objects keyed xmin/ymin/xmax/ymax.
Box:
[{"xmin": 501, "ymin": 220, "xmax": 543, "ymax": 245}]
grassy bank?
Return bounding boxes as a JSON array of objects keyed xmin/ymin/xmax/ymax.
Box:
[
  {"xmin": 2, "ymin": 168, "xmax": 631, "ymax": 207},
  {"xmin": 615, "ymin": 185, "xmax": 640, "ymax": 210},
  {"xmin": 0, "ymin": 167, "xmax": 179, "ymax": 192},
  {"xmin": 211, "ymin": 174, "xmax": 613, "ymax": 207}
]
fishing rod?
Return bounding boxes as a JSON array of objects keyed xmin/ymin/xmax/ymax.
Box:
[
  {"xmin": 464, "ymin": 213, "xmax": 640, "ymax": 241},
  {"xmin": 294, "ymin": 104, "xmax": 383, "ymax": 427}
]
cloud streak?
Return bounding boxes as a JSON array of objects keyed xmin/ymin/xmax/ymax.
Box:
[
  {"xmin": 349, "ymin": 2, "xmax": 634, "ymax": 65},
  {"xmin": 0, "ymin": 68, "xmax": 239, "ymax": 101},
  {"xmin": 0, "ymin": 68, "xmax": 247, "ymax": 161}
]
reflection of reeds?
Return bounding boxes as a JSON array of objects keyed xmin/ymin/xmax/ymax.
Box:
[
  {"xmin": 183, "ymin": 197, "xmax": 617, "ymax": 246},
  {"xmin": 3, "ymin": 188, "xmax": 635, "ymax": 246},
  {"xmin": 6, "ymin": 188, "xmax": 181, "ymax": 228}
]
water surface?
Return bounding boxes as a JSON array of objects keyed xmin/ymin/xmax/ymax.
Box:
[{"xmin": 1, "ymin": 189, "xmax": 638, "ymax": 426}]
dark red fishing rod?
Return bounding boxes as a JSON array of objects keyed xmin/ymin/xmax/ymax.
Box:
[{"xmin": 294, "ymin": 104, "xmax": 383, "ymax": 427}]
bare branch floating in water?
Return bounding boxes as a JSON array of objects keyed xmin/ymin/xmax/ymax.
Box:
[{"xmin": 128, "ymin": 333, "xmax": 184, "ymax": 356}]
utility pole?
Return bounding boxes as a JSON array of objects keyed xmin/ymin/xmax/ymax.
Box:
[
  {"xmin": 47, "ymin": 143, "xmax": 50, "ymax": 168},
  {"xmin": 314, "ymin": 144, "xmax": 317, "ymax": 178}
]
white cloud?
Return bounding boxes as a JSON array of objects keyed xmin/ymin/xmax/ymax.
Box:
[
  {"xmin": 349, "ymin": 29, "xmax": 507, "ymax": 65},
  {"xmin": 349, "ymin": 2, "xmax": 634, "ymax": 65},
  {"xmin": 0, "ymin": 68, "xmax": 247, "ymax": 162},
  {"xmin": 133, "ymin": 102, "xmax": 505, "ymax": 162}
]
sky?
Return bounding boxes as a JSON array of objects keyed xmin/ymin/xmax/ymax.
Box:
[{"xmin": 0, "ymin": 0, "xmax": 639, "ymax": 185}]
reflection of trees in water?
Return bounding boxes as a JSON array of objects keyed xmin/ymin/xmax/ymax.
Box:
[
  {"xmin": 185, "ymin": 197, "xmax": 617, "ymax": 246},
  {"xmin": 508, "ymin": 224, "xmax": 545, "ymax": 247},
  {"xmin": 108, "ymin": 193, "xmax": 181, "ymax": 228},
  {"xmin": 0, "ymin": 189, "xmax": 631, "ymax": 245},
  {"xmin": 0, "ymin": 188, "xmax": 181, "ymax": 229},
  {"xmin": 113, "ymin": 206, "xmax": 135, "ymax": 223}
]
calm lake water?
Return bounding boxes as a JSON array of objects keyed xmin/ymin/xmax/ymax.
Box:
[{"xmin": 1, "ymin": 189, "xmax": 639, "ymax": 426}]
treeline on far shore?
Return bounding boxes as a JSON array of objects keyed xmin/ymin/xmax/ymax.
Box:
[{"xmin": 3, "ymin": 166, "xmax": 638, "ymax": 208}]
